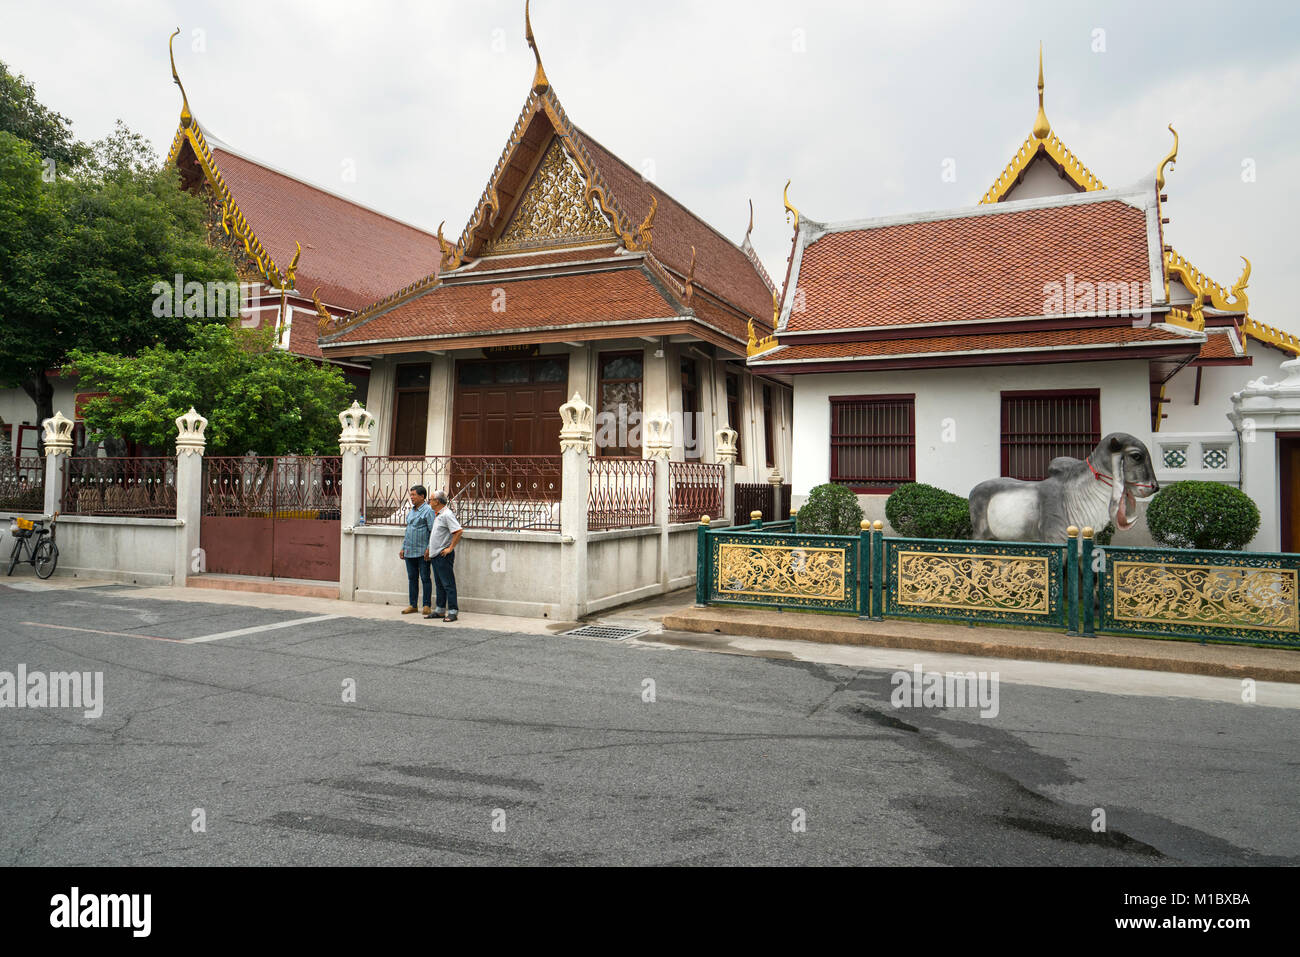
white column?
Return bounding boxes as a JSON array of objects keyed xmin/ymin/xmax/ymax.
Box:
[
  {"xmin": 716, "ymin": 426, "xmax": 738, "ymax": 525},
  {"xmin": 41, "ymin": 411, "xmax": 74, "ymax": 517},
  {"xmin": 769, "ymin": 466, "xmax": 784, "ymax": 521},
  {"xmin": 338, "ymin": 400, "xmax": 376, "ymax": 600},
  {"xmin": 646, "ymin": 414, "xmax": 672, "ymax": 587},
  {"xmin": 558, "ymin": 393, "xmax": 593, "ymax": 620},
  {"xmin": 173, "ymin": 407, "xmax": 208, "ymax": 585}
]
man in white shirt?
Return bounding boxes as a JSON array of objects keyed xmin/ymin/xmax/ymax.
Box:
[{"xmin": 424, "ymin": 489, "xmax": 463, "ymax": 622}]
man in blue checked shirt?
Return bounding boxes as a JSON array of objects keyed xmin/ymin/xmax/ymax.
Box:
[{"xmin": 398, "ymin": 485, "xmax": 434, "ymax": 615}]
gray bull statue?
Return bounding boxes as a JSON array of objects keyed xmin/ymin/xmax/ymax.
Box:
[{"xmin": 969, "ymin": 433, "xmax": 1159, "ymax": 542}]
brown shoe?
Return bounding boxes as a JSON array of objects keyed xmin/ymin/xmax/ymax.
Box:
[
  {"xmin": 401, "ymin": 606, "xmax": 418, "ymax": 614},
  {"xmin": 421, "ymin": 605, "xmax": 432, "ymax": 616}
]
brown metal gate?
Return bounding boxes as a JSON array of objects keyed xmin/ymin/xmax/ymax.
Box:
[{"xmin": 201, "ymin": 456, "xmax": 342, "ymax": 581}]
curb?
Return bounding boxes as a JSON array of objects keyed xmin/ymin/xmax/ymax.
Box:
[{"xmin": 662, "ymin": 608, "xmax": 1300, "ymax": 684}]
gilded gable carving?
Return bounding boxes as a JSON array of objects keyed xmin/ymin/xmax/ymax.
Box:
[{"xmin": 489, "ymin": 138, "xmax": 612, "ymax": 251}]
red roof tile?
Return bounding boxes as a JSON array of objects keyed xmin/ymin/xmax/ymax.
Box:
[
  {"xmin": 1195, "ymin": 330, "xmax": 1242, "ymax": 361},
  {"xmin": 787, "ymin": 200, "xmax": 1153, "ymax": 332},
  {"xmin": 572, "ymin": 129, "xmax": 774, "ymax": 323},
  {"xmin": 753, "ymin": 324, "xmax": 1197, "ymax": 364},
  {"xmin": 327, "ymin": 265, "xmax": 679, "ymax": 344},
  {"xmin": 209, "ymin": 147, "xmax": 443, "ymax": 312},
  {"xmin": 464, "ymin": 246, "xmax": 622, "ymax": 272}
]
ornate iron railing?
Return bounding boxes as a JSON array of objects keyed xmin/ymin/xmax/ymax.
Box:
[
  {"xmin": 734, "ymin": 482, "xmax": 792, "ymax": 524},
  {"xmin": 1096, "ymin": 544, "xmax": 1300, "ymax": 647},
  {"xmin": 589, "ymin": 457, "xmax": 655, "ymax": 530},
  {"xmin": 704, "ymin": 526, "xmax": 862, "ymax": 613},
  {"xmin": 62, "ymin": 457, "xmax": 177, "ymax": 518},
  {"xmin": 0, "ymin": 457, "xmax": 45, "ymax": 512},
  {"xmin": 882, "ymin": 537, "xmax": 1068, "ymax": 629},
  {"xmin": 363, "ymin": 455, "xmax": 561, "ymax": 531},
  {"xmin": 204, "ymin": 456, "xmax": 341, "ymax": 519},
  {"xmin": 669, "ymin": 461, "xmax": 724, "ymax": 523}
]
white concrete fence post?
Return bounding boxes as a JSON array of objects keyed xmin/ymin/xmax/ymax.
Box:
[
  {"xmin": 646, "ymin": 414, "xmax": 673, "ymax": 588},
  {"xmin": 559, "ymin": 392, "xmax": 593, "ymax": 621},
  {"xmin": 338, "ymin": 400, "xmax": 376, "ymax": 600},
  {"xmin": 173, "ymin": 407, "xmax": 208, "ymax": 585},
  {"xmin": 41, "ymin": 411, "xmax": 74, "ymax": 517},
  {"xmin": 768, "ymin": 466, "xmax": 784, "ymax": 523},
  {"xmin": 716, "ymin": 426, "xmax": 738, "ymax": 525}
]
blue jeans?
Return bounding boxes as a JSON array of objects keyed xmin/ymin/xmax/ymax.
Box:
[
  {"xmin": 405, "ymin": 556, "xmax": 431, "ymax": 608},
  {"xmin": 432, "ymin": 552, "xmax": 457, "ymax": 612}
]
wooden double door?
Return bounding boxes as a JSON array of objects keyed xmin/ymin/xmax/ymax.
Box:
[{"xmin": 453, "ymin": 356, "xmax": 568, "ymax": 455}]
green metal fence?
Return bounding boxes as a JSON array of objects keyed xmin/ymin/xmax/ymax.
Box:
[{"xmin": 694, "ymin": 518, "xmax": 1300, "ymax": 648}]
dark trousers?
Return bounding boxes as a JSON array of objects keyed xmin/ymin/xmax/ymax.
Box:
[
  {"xmin": 432, "ymin": 552, "xmax": 458, "ymax": 612},
  {"xmin": 405, "ymin": 556, "xmax": 431, "ymax": 608}
]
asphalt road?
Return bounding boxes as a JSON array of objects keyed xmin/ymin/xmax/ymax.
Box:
[{"xmin": 1, "ymin": 582, "xmax": 1297, "ymax": 866}]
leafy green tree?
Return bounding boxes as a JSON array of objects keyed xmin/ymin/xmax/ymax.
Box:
[
  {"xmin": 67, "ymin": 323, "xmax": 351, "ymax": 456},
  {"xmin": 0, "ymin": 122, "xmax": 237, "ymax": 436},
  {"xmin": 0, "ymin": 60, "xmax": 88, "ymax": 171}
]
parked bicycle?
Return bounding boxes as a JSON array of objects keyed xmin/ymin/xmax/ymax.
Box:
[{"xmin": 7, "ymin": 512, "xmax": 58, "ymax": 579}]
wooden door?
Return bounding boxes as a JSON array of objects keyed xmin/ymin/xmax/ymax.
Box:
[
  {"xmin": 1281, "ymin": 437, "xmax": 1300, "ymax": 552},
  {"xmin": 392, "ymin": 391, "xmax": 428, "ymax": 456}
]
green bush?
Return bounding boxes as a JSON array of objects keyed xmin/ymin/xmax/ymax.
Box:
[
  {"xmin": 1145, "ymin": 481, "xmax": 1260, "ymax": 551},
  {"xmin": 885, "ymin": 482, "xmax": 972, "ymax": 539},
  {"xmin": 1094, "ymin": 522, "xmax": 1115, "ymax": 546},
  {"xmin": 798, "ymin": 483, "xmax": 865, "ymax": 536}
]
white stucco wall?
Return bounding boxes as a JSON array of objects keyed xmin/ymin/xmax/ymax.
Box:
[
  {"xmin": 789, "ymin": 359, "xmax": 1158, "ymax": 544},
  {"xmin": 1161, "ymin": 344, "xmax": 1290, "ymax": 435},
  {"xmin": 49, "ymin": 516, "xmax": 184, "ymax": 586}
]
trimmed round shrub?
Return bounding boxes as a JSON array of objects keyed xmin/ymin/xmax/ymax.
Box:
[
  {"xmin": 1094, "ymin": 522, "xmax": 1115, "ymax": 547},
  {"xmin": 1145, "ymin": 481, "xmax": 1260, "ymax": 551},
  {"xmin": 797, "ymin": 483, "xmax": 865, "ymax": 536},
  {"xmin": 885, "ymin": 482, "xmax": 972, "ymax": 540}
]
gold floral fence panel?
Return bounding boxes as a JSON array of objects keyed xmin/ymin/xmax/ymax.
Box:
[
  {"xmin": 709, "ymin": 531, "xmax": 860, "ymax": 613},
  {"xmin": 1099, "ymin": 546, "xmax": 1300, "ymax": 647},
  {"xmin": 883, "ymin": 539, "xmax": 1067, "ymax": 628}
]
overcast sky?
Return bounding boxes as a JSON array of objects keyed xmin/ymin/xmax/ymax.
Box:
[{"xmin": 3, "ymin": 0, "xmax": 1296, "ymax": 331}]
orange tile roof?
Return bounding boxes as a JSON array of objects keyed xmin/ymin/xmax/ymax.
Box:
[
  {"xmin": 326, "ymin": 265, "xmax": 680, "ymax": 345},
  {"xmin": 208, "ymin": 147, "xmax": 443, "ymax": 312},
  {"xmin": 753, "ymin": 324, "xmax": 1197, "ymax": 364},
  {"xmin": 787, "ymin": 199, "xmax": 1152, "ymax": 332},
  {"xmin": 572, "ymin": 129, "xmax": 773, "ymax": 322},
  {"xmin": 1194, "ymin": 330, "xmax": 1242, "ymax": 361},
  {"xmin": 464, "ymin": 246, "xmax": 623, "ymax": 272}
]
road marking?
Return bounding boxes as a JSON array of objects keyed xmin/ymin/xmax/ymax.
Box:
[
  {"xmin": 182, "ymin": 615, "xmax": 342, "ymax": 644},
  {"xmin": 20, "ymin": 621, "xmax": 183, "ymax": 642},
  {"xmin": 58, "ymin": 600, "xmax": 161, "ymax": 624}
]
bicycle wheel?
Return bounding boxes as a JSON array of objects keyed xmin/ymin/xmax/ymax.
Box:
[
  {"xmin": 6, "ymin": 540, "xmax": 20, "ymax": 576},
  {"xmin": 34, "ymin": 540, "xmax": 58, "ymax": 579}
]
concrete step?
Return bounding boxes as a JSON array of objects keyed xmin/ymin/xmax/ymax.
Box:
[{"xmin": 187, "ymin": 574, "xmax": 340, "ymax": 600}]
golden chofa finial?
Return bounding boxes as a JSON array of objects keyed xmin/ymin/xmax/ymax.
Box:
[
  {"xmin": 1032, "ymin": 43, "xmax": 1050, "ymax": 140},
  {"xmin": 525, "ymin": 0, "xmax": 549, "ymax": 94},
  {"xmin": 1156, "ymin": 124, "xmax": 1179, "ymax": 190},
  {"xmin": 169, "ymin": 27, "xmax": 193, "ymax": 129},
  {"xmin": 284, "ymin": 241, "xmax": 302, "ymax": 288},
  {"xmin": 772, "ymin": 289, "xmax": 780, "ymax": 327},
  {"xmin": 783, "ymin": 180, "xmax": 799, "ymax": 230},
  {"xmin": 744, "ymin": 198, "xmax": 754, "ymax": 245}
]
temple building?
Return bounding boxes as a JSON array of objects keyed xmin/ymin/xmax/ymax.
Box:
[
  {"xmin": 756, "ymin": 49, "xmax": 1297, "ymax": 549},
  {"xmin": 315, "ymin": 10, "xmax": 790, "ymax": 479}
]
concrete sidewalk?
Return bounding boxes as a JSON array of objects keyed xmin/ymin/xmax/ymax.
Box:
[{"xmin": 662, "ymin": 605, "xmax": 1300, "ymax": 684}]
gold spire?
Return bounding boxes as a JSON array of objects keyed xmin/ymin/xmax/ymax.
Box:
[
  {"xmin": 743, "ymin": 198, "xmax": 754, "ymax": 245},
  {"xmin": 783, "ymin": 180, "xmax": 799, "ymax": 230},
  {"xmin": 1156, "ymin": 124, "xmax": 1179, "ymax": 190},
  {"xmin": 1032, "ymin": 43, "xmax": 1050, "ymax": 140},
  {"xmin": 525, "ymin": 0, "xmax": 549, "ymax": 94},
  {"xmin": 169, "ymin": 28, "xmax": 193, "ymax": 129}
]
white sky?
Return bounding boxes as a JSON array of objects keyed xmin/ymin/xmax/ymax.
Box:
[{"xmin": 2, "ymin": 0, "xmax": 1296, "ymax": 330}]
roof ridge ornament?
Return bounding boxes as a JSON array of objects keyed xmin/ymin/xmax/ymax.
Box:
[
  {"xmin": 169, "ymin": 27, "xmax": 193, "ymax": 129},
  {"xmin": 744, "ymin": 198, "xmax": 754, "ymax": 245},
  {"xmin": 784, "ymin": 180, "xmax": 799, "ymax": 230},
  {"xmin": 1032, "ymin": 43, "xmax": 1050, "ymax": 140},
  {"xmin": 1156, "ymin": 124, "xmax": 1179, "ymax": 190},
  {"xmin": 285, "ymin": 241, "xmax": 301, "ymax": 288},
  {"xmin": 311, "ymin": 286, "xmax": 333, "ymax": 331},
  {"xmin": 525, "ymin": 0, "xmax": 549, "ymax": 94}
]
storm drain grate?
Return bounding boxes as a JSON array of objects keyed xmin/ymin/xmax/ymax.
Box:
[{"xmin": 559, "ymin": 623, "xmax": 647, "ymax": 641}]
